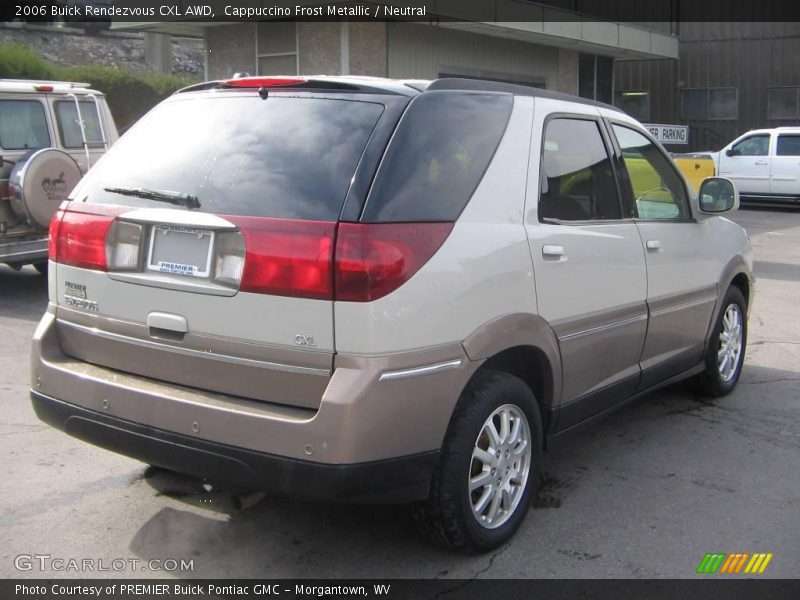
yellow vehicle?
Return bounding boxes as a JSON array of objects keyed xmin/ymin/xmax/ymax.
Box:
[{"xmin": 672, "ymin": 154, "xmax": 716, "ymax": 194}]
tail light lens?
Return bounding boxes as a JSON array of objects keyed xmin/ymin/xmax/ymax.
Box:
[
  {"xmin": 334, "ymin": 222, "xmax": 454, "ymax": 302},
  {"xmin": 51, "ymin": 204, "xmax": 128, "ymax": 270},
  {"xmin": 212, "ymin": 231, "xmax": 246, "ymax": 287},
  {"xmin": 225, "ymin": 216, "xmax": 336, "ymax": 300},
  {"xmin": 106, "ymin": 221, "xmax": 144, "ymax": 271}
]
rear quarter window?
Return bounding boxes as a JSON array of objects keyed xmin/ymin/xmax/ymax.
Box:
[{"xmin": 362, "ymin": 92, "xmax": 513, "ymax": 222}]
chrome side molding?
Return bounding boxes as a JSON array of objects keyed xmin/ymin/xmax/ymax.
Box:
[{"xmin": 379, "ymin": 359, "xmax": 463, "ymax": 382}]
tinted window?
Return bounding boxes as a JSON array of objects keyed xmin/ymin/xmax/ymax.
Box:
[
  {"xmin": 363, "ymin": 92, "xmax": 512, "ymax": 222},
  {"xmin": 55, "ymin": 100, "xmax": 104, "ymax": 148},
  {"xmin": 777, "ymin": 135, "xmax": 800, "ymax": 156},
  {"xmin": 612, "ymin": 125, "xmax": 689, "ymax": 221},
  {"xmin": 732, "ymin": 135, "xmax": 769, "ymax": 156},
  {"xmin": 539, "ymin": 118, "xmax": 621, "ymax": 221},
  {"xmin": 0, "ymin": 100, "xmax": 50, "ymax": 150},
  {"xmin": 72, "ymin": 96, "xmax": 384, "ymax": 220}
]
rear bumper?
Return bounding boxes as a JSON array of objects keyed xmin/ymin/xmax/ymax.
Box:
[
  {"xmin": 0, "ymin": 234, "xmax": 47, "ymax": 265},
  {"xmin": 31, "ymin": 390, "xmax": 438, "ymax": 503}
]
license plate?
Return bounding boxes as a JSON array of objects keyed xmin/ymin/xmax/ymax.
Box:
[{"xmin": 147, "ymin": 225, "xmax": 215, "ymax": 278}]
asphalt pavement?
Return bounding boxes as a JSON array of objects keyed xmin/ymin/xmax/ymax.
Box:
[{"xmin": 1, "ymin": 206, "xmax": 798, "ymax": 579}]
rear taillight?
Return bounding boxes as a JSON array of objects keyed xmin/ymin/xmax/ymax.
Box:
[
  {"xmin": 51, "ymin": 204, "xmax": 128, "ymax": 270},
  {"xmin": 334, "ymin": 223, "xmax": 454, "ymax": 302},
  {"xmin": 225, "ymin": 216, "xmax": 336, "ymax": 300}
]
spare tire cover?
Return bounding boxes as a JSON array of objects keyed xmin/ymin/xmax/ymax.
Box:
[{"xmin": 9, "ymin": 148, "xmax": 82, "ymax": 228}]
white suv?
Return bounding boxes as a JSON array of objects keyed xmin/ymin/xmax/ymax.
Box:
[
  {"xmin": 0, "ymin": 79, "xmax": 118, "ymax": 271},
  {"xmin": 30, "ymin": 76, "xmax": 753, "ymax": 553}
]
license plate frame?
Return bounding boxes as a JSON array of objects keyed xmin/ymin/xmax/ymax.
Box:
[{"xmin": 146, "ymin": 225, "xmax": 215, "ymax": 278}]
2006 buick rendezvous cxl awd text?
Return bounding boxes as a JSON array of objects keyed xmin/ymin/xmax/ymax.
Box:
[{"xmin": 30, "ymin": 76, "xmax": 753, "ymax": 553}]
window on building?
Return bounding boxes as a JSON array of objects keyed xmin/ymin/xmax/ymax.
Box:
[
  {"xmin": 578, "ymin": 54, "xmax": 614, "ymax": 104},
  {"xmin": 768, "ymin": 87, "xmax": 800, "ymax": 119},
  {"xmin": 256, "ymin": 21, "xmax": 297, "ymax": 75},
  {"xmin": 612, "ymin": 124, "xmax": 689, "ymax": 221},
  {"xmin": 709, "ymin": 88, "xmax": 737, "ymax": 119},
  {"xmin": 777, "ymin": 134, "xmax": 800, "ymax": 156},
  {"xmin": 614, "ymin": 91, "xmax": 650, "ymax": 121},
  {"xmin": 539, "ymin": 118, "xmax": 621, "ymax": 222},
  {"xmin": 0, "ymin": 100, "xmax": 50, "ymax": 150},
  {"xmin": 679, "ymin": 88, "xmax": 737, "ymax": 120},
  {"xmin": 55, "ymin": 101, "xmax": 104, "ymax": 148}
]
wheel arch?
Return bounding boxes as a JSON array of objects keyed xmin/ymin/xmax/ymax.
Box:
[{"xmin": 462, "ymin": 314, "xmax": 562, "ymax": 439}]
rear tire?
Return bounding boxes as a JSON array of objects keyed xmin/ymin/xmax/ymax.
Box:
[
  {"xmin": 33, "ymin": 262, "xmax": 48, "ymax": 276},
  {"xmin": 413, "ymin": 370, "xmax": 542, "ymax": 553},
  {"xmin": 694, "ymin": 286, "xmax": 747, "ymax": 397}
]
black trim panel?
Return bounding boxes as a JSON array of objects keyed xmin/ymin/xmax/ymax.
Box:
[{"xmin": 31, "ymin": 392, "xmax": 437, "ymax": 504}]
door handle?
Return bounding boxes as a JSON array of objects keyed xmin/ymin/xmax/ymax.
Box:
[
  {"xmin": 646, "ymin": 240, "xmax": 662, "ymax": 251},
  {"xmin": 542, "ymin": 244, "xmax": 565, "ymax": 258},
  {"xmin": 754, "ymin": 160, "xmax": 768, "ymax": 166}
]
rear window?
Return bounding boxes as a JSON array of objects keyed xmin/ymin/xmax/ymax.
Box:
[
  {"xmin": 0, "ymin": 99, "xmax": 50, "ymax": 150},
  {"xmin": 55, "ymin": 100, "xmax": 105, "ymax": 148},
  {"xmin": 72, "ymin": 95, "xmax": 384, "ymax": 220},
  {"xmin": 362, "ymin": 92, "xmax": 513, "ymax": 222}
]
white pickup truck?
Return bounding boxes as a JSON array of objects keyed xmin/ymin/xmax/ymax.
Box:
[{"xmin": 711, "ymin": 127, "xmax": 800, "ymax": 206}]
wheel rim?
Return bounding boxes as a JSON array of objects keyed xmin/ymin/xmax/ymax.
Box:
[
  {"xmin": 717, "ymin": 303, "xmax": 743, "ymax": 382},
  {"xmin": 468, "ymin": 404, "xmax": 532, "ymax": 530}
]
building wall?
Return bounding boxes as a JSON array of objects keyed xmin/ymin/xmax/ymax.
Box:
[
  {"xmin": 206, "ymin": 24, "xmax": 257, "ymax": 79},
  {"xmin": 298, "ymin": 22, "xmax": 339, "ymax": 75},
  {"xmin": 347, "ymin": 22, "xmax": 388, "ymax": 77},
  {"xmin": 616, "ymin": 23, "xmax": 800, "ymax": 151},
  {"xmin": 386, "ymin": 23, "xmax": 577, "ymax": 93}
]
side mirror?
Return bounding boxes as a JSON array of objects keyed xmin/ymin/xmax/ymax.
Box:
[
  {"xmin": 697, "ymin": 177, "xmax": 739, "ymax": 215},
  {"xmin": 725, "ymin": 148, "xmax": 735, "ymax": 157}
]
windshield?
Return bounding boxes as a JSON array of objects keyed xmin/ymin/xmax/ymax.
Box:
[{"xmin": 70, "ymin": 94, "xmax": 385, "ymax": 221}]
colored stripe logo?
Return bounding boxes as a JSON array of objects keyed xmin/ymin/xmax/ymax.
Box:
[{"xmin": 697, "ymin": 553, "xmax": 773, "ymax": 574}]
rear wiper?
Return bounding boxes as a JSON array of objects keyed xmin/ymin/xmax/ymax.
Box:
[{"xmin": 104, "ymin": 186, "xmax": 201, "ymax": 209}]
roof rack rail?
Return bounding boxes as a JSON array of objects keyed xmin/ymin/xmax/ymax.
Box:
[{"xmin": 0, "ymin": 79, "xmax": 91, "ymax": 88}]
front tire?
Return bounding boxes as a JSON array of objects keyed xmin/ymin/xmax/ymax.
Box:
[
  {"xmin": 695, "ymin": 286, "xmax": 747, "ymax": 397},
  {"xmin": 414, "ymin": 370, "xmax": 542, "ymax": 553}
]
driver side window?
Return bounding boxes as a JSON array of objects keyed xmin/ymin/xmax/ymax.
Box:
[
  {"xmin": 612, "ymin": 124, "xmax": 690, "ymax": 221},
  {"xmin": 730, "ymin": 134, "xmax": 769, "ymax": 156}
]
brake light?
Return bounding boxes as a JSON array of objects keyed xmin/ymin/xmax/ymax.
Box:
[
  {"xmin": 223, "ymin": 77, "xmax": 308, "ymax": 88},
  {"xmin": 52, "ymin": 204, "xmax": 129, "ymax": 270},
  {"xmin": 34, "ymin": 85, "xmax": 54, "ymax": 92},
  {"xmin": 334, "ymin": 223, "xmax": 454, "ymax": 302},
  {"xmin": 225, "ymin": 216, "xmax": 336, "ymax": 300}
]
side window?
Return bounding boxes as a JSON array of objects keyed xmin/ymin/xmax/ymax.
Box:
[
  {"xmin": 776, "ymin": 135, "xmax": 800, "ymax": 156},
  {"xmin": 363, "ymin": 93, "xmax": 512, "ymax": 222},
  {"xmin": 55, "ymin": 101, "xmax": 104, "ymax": 148},
  {"xmin": 0, "ymin": 100, "xmax": 50, "ymax": 150},
  {"xmin": 539, "ymin": 117, "xmax": 621, "ymax": 221},
  {"xmin": 612, "ymin": 124, "xmax": 689, "ymax": 221},
  {"xmin": 731, "ymin": 134, "xmax": 769, "ymax": 156}
]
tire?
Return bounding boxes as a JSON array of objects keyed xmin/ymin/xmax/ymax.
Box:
[
  {"xmin": 413, "ymin": 370, "xmax": 542, "ymax": 553},
  {"xmin": 694, "ymin": 286, "xmax": 747, "ymax": 397},
  {"xmin": 33, "ymin": 262, "xmax": 48, "ymax": 276}
]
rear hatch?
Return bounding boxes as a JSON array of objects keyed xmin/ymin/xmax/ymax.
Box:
[{"xmin": 49, "ymin": 81, "xmax": 404, "ymax": 410}]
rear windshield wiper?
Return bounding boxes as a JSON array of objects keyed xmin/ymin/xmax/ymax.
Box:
[{"xmin": 104, "ymin": 186, "xmax": 201, "ymax": 209}]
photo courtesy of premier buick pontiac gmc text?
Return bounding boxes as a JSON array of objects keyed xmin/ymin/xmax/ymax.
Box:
[{"xmin": 29, "ymin": 76, "xmax": 753, "ymax": 553}]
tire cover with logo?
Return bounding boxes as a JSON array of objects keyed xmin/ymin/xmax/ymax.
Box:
[{"xmin": 9, "ymin": 148, "xmax": 82, "ymax": 228}]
